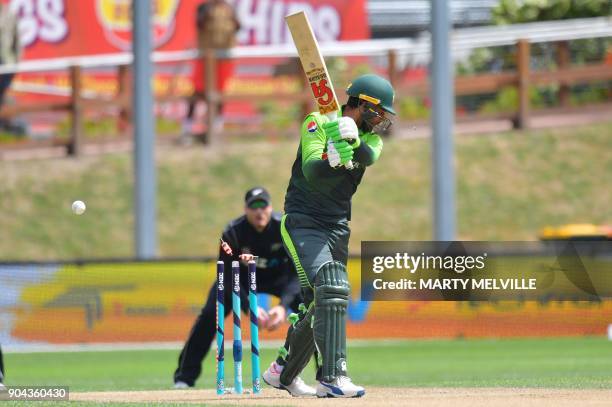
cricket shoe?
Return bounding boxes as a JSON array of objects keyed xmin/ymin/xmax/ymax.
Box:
[
  {"xmin": 316, "ymin": 376, "xmax": 365, "ymax": 398},
  {"xmin": 0, "ymin": 382, "xmax": 6, "ymax": 392},
  {"xmin": 262, "ymin": 361, "xmax": 316, "ymax": 397},
  {"xmin": 173, "ymin": 381, "xmax": 191, "ymax": 389}
]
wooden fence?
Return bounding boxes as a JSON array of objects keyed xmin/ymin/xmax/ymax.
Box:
[{"xmin": 0, "ymin": 38, "xmax": 611, "ymax": 157}]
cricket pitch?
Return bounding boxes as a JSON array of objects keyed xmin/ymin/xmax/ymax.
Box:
[{"xmin": 71, "ymin": 387, "xmax": 612, "ymax": 406}]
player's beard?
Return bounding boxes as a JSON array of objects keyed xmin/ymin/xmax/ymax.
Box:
[
  {"xmin": 361, "ymin": 115, "xmax": 393, "ymax": 134},
  {"xmin": 359, "ymin": 121, "xmax": 373, "ymax": 133},
  {"xmin": 359, "ymin": 105, "xmax": 382, "ymax": 133}
]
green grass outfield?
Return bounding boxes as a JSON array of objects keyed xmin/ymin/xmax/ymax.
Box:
[
  {"xmin": 1, "ymin": 122, "xmax": 611, "ymax": 259},
  {"xmin": 3, "ymin": 337, "xmax": 611, "ymax": 406},
  {"xmin": 4, "ymin": 337, "xmax": 611, "ymax": 392}
]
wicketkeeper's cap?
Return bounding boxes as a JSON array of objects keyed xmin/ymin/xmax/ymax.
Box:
[{"xmin": 245, "ymin": 187, "xmax": 271, "ymax": 207}]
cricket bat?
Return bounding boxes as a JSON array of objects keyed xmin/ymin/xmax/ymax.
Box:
[{"xmin": 285, "ymin": 11, "xmax": 353, "ymax": 169}]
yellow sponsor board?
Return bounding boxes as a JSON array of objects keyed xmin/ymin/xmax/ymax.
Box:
[{"xmin": 3, "ymin": 260, "xmax": 610, "ymax": 344}]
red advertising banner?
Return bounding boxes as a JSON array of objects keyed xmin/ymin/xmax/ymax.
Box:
[
  {"xmin": 7, "ymin": 0, "xmax": 369, "ymax": 59},
  {"xmin": 5, "ymin": 0, "xmax": 369, "ymax": 130}
]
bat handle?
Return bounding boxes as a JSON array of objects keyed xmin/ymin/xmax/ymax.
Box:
[{"xmin": 325, "ymin": 111, "xmax": 353, "ymax": 169}]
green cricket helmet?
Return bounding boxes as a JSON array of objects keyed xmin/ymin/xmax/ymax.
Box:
[
  {"xmin": 345, "ymin": 74, "xmax": 396, "ymax": 115},
  {"xmin": 346, "ymin": 74, "xmax": 396, "ymax": 133}
]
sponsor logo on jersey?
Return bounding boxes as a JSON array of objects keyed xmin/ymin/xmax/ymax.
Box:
[{"xmin": 307, "ymin": 121, "xmax": 318, "ymax": 133}]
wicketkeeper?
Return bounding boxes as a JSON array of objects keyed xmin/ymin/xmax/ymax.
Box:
[
  {"xmin": 262, "ymin": 74, "xmax": 396, "ymax": 398},
  {"xmin": 173, "ymin": 187, "xmax": 303, "ymax": 388}
]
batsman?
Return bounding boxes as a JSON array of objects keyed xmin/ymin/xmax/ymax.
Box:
[{"xmin": 263, "ymin": 74, "xmax": 396, "ymax": 398}]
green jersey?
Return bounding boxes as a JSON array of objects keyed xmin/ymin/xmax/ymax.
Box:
[{"xmin": 284, "ymin": 112, "xmax": 383, "ymax": 222}]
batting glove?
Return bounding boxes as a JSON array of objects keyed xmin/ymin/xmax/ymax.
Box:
[
  {"xmin": 326, "ymin": 139, "xmax": 354, "ymax": 168},
  {"xmin": 326, "ymin": 140, "xmax": 341, "ymax": 168},
  {"xmin": 322, "ymin": 117, "xmax": 361, "ymax": 149}
]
